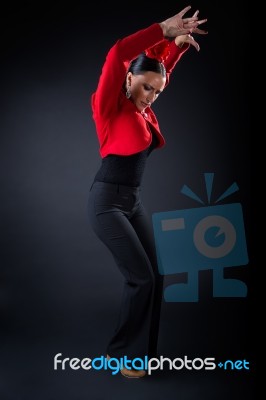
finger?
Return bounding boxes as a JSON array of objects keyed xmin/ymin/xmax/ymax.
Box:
[
  {"xmin": 185, "ymin": 21, "xmax": 200, "ymax": 29},
  {"xmin": 186, "ymin": 18, "xmax": 207, "ymax": 31},
  {"xmin": 197, "ymin": 18, "xmax": 208, "ymax": 25},
  {"xmin": 192, "ymin": 10, "xmax": 199, "ymax": 18},
  {"xmin": 187, "ymin": 37, "xmax": 200, "ymax": 52},
  {"xmin": 177, "ymin": 29, "xmax": 191, "ymax": 36},
  {"xmin": 184, "ymin": 34, "xmax": 200, "ymax": 51},
  {"xmin": 192, "ymin": 27, "xmax": 208, "ymax": 35},
  {"xmin": 178, "ymin": 5, "xmax": 192, "ymax": 18},
  {"xmin": 183, "ymin": 17, "xmax": 199, "ymax": 24}
]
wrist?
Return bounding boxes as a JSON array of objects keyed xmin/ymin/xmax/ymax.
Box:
[{"xmin": 159, "ymin": 22, "xmax": 167, "ymax": 37}]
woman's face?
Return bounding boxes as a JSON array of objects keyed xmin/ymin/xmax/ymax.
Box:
[{"xmin": 126, "ymin": 71, "xmax": 166, "ymax": 112}]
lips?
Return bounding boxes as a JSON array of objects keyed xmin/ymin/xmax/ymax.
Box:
[{"xmin": 141, "ymin": 101, "xmax": 150, "ymax": 108}]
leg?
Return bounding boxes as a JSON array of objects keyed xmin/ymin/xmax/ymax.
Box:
[
  {"xmin": 129, "ymin": 203, "xmax": 164, "ymax": 358},
  {"xmin": 88, "ymin": 185, "xmax": 156, "ymax": 359}
]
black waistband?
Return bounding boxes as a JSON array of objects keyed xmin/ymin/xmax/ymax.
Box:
[{"xmin": 91, "ymin": 181, "xmax": 141, "ymax": 195}]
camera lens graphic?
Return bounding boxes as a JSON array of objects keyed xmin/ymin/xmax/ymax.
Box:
[{"xmin": 193, "ymin": 215, "xmax": 236, "ymax": 259}]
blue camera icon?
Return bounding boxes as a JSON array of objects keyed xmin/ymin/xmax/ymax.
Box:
[{"xmin": 152, "ymin": 175, "xmax": 249, "ymax": 302}]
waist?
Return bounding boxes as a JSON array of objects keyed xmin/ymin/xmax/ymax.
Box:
[{"xmin": 91, "ymin": 181, "xmax": 141, "ymax": 195}]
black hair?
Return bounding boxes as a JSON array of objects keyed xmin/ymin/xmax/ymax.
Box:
[{"xmin": 128, "ymin": 53, "xmax": 166, "ymax": 77}]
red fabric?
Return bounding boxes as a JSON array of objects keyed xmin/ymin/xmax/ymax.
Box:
[{"xmin": 91, "ymin": 23, "xmax": 189, "ymax": 158}]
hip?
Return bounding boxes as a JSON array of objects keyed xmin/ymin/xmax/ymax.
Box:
[{"xmin": 88, "ymin": 181, "xmax": 142, "ymax": 214}]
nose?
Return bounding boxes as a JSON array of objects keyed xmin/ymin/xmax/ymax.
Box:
[{"xmin": 146, "ymin": 92, "xmax": 156, "ymax": 104}]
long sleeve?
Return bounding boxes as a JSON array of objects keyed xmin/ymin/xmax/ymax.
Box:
[
  {"xmin": 91, "ymin": 23, "xmax": 164, "ymax": 123},
  {"xmin": 164, "ymin": 40, "xmax": 190, "ymax": 86},
  {"xmin": 91, "ymin": 23, "xmax": 191, "ymax": 158}
]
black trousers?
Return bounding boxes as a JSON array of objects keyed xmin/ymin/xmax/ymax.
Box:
[{"xmin": 87, "ymin": 181, "xmax": 163, "ymax": 359}]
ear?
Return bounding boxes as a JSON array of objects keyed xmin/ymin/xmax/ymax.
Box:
[{"xmin": 126, "ymin": 72, "xmax": 132, "ymax": 86}]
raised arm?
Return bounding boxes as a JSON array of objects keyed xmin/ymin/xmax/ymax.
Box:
[
  {"xmin": 162, "ymin": 7, "xmax": 207, "ymax": 84},
  {"xmin": 92, "ymin": 6, "xmax": 207, "ymax": 120},
  {"xmin": 92, "ymin": 23, "xmax": 164, "ymax": 121}
]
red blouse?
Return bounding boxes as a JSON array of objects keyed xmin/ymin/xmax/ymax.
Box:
[{"xmin": 91, "ymin": 23, "xmax": 189, "ymax": 158}]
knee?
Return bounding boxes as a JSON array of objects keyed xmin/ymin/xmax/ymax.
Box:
[{"xmin": 137, "ymin": 269, "xmax": 155, "ymax": 291}]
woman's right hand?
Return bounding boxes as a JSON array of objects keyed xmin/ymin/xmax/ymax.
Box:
[
  {"xmin": 159, "ymin": 5, "xmax": 207, "ymax": 38},
  {"xmin": 175, "ymin": 34, "xmax": 200, "ymax": 52}
]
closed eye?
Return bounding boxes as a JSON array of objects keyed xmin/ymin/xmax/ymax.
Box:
[{"xmin": 143, "ymin": 84, "xmax": 162, "ymax": 95}]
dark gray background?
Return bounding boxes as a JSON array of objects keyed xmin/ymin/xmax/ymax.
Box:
[{"xmin": 0, "ymin": 1, "xmax": 254, "ymax": 399}]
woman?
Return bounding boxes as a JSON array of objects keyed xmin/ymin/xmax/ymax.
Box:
[{"xmin": 88, "ymin": 6, "xmax": 207, "ymax": 378}]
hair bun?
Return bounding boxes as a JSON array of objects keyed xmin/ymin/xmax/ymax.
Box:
[{"xmin": 145, "ymin": 39, "xmax": 170, "ymax": 63}]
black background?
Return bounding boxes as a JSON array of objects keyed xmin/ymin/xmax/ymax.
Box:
[{"xmin": 0, "ymin": 1, "xmax": 254, "ymax": 399}]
